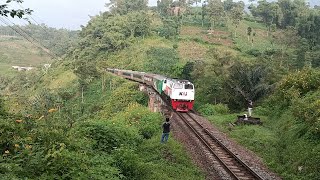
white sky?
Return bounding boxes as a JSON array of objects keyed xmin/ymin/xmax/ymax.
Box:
[
  {"xmin": 1, "ymin": 0, "xmax": 250, "ymax": 30},
  {"xmin": 2, "ymin": 0, "xmax": 316, "ymax": 30},
  {"xmin": 2, "ymin": 0, "xmax": 159, "ymax": 30}
]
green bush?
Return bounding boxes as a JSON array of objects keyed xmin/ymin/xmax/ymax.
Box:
[
  {"xmin": 198, "ymin": 103, "xmax": 229, "ymax": 116},
  {"xmin": 136, "ymin": 137, "xmax": 205, "ymax": 180},
  {"xmin": 145, "ymin": 47, "xmax": 179, "ymax": 77},
  {"xmin": 112, "ymin": 147, "xmax": 148, "ymax": 180},
  {"xmin": 0, "ymin": 118, "xmax": 25, "ymax": 155},
  {"xmin": 112, "ymin": 103, "xmax": 161, "ymax": 139},
  {"xmin": 268, "ymin": 68, "xmax": 320, "ymax": 136},
  {"xmin": 0, "ymin": 97, "xmax": 7, "ymax": 116},
  {"xmin": 276, "ymin": 68, "xmax": 320, "ymax": 99},
  {"xmin": 253, "ymin": 106, "xmax": 269, "ymax": 116},
  {"xmin": 246, "ymin": 49, "xmax": 262, "ymax": 57},
  {"xmin": 77, "ymin": 120, "xmax": 142, "ymax": 153},
  {"xmin": 102, "ymin": 82, "xmax": 147, "ymax": 117},
  {"xmin": 291, "ymin": 92, "xmax": 320, "ymax": 136}
]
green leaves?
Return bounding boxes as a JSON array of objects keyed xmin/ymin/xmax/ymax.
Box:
[
  {"xmin": 198, "ymin": 103, "xmax": 229, "ymax": 116},
  {"xmin": 207, "ymin": 0, "xmax": 225, "ymax": 28},
  {"xmin": 0, "ymin": 0, "xmax": 32, "ymax": 18},
  {"xmin": 145, "ymin": 47, "xmax": 179, "ymax": 76},
  {"xmin": 107, "ymin": 0, "xmax": 148, "ymax": 15},
  {"xmin": 226, "ymin": 62, "xmax": 272, "ymax": 109},
  {"xmin": 73, "ymin": 11, "xmax": 150, "ymax": 60},
  {"xmin": 266, "ymin": 68, "xmax": 320, "ymax": 138},
  {"xmin": 77, "ymin": 120, "xmax": 141, "ymax": 153}
]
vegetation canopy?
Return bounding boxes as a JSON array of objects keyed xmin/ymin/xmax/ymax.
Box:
[{"xmin": 1, "ymin": 0, "xmax": 320, "ymax": 179}]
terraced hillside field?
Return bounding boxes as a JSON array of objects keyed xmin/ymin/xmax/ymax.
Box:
[{"xmin": 0, "ymin": 36, "xmax": 53, "ymax": 76}]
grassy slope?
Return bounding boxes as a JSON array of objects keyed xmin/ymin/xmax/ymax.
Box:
[
  {"xmin": 178, "ymin": 19, "xmax": 273, "ymax": 61},
  {"xmin": 230, "ymin": 20, "xmax": 280, "ymax": 52},
  {"xmin": 3, "ymin": 16, "xmax": 307, "ymax": 179},
  {"xmin": 3, "ymin": 35, "xmax": 205, "ymax": 179},
  {"xmin": 102, "ymin": 37, "xmax": 174, "ymax": 71},
  {"xmin": 154, "ymin": 19, "xmax": 288, "ymax": 176},
  {"xmin": 0, "ymin": 37, "xmax": 53, "ymax": 76},
  {"xmin": 185, "ymin": 20, "xmax": 319, "ymax": 179},
  {"xmin": 6, "ymin": 18, "xmax": 286, "ymax": 178}
]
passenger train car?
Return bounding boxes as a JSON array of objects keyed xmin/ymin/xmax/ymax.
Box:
[{"xmin": 106, "ymin": 68, "xmax": 195, "ymax": 112}]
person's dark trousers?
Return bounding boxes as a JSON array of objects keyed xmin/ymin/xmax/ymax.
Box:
[{"xmin": 161, "ymin": 133, "xmax": 169, "ymax": 143}]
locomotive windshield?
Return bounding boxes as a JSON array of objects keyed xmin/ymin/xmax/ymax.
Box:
[
  {"xmin": 173, "ymin": 83, "xmax": 183, "ymax": 89},
  {"xmin": 185, "ymin": 84, "xmax": 194, "ymax": 89}
]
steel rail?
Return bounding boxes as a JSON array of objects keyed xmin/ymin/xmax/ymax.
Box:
[
  {"xmin": 186, "ymin": 113, "xmax": 265, "ymax": 180},
  {"xmin": 178, "ymin": 112, "xmax": 264, "ymax": 180},
  {"xmin": 175, "ymin": 112, "xmax": 240, "ymax": 180}
]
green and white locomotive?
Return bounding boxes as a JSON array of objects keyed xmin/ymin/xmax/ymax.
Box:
[{"xmin": 106, "ymin": 68, "xmax": 195, "ymax": 112}]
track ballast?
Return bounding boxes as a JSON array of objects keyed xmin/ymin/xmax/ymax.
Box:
[{"xmin": 175, "ymin": 112, "xmax": 264, "ymax": 180}]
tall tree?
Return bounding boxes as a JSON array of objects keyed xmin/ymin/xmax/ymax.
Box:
[
  {"xmin": 106, "ymin": 0, "xmax": 148, "ymax": 15},
  {"xmin": 277, "ymin": 0, "xmax": 297, "ymax": 28},
  {"xmin": 230, "ymin": 1, "xmax": 244, "ymax": 37},
  {"xmin": 296, "ymin": 9, "xmax": 320, "ymax": 48},
  {"xmin": 157, "ymin": 0, "xmax": 173, "ymax": 16},
  {"xmin": 247, "ymin": 26, "xmax": 252, "ymax": 42},
  {"xmin": 293, "ymin": 38, "xmax": 310, "ymax": 69},
  {"xmin": 226, "ymin": 63, "xmax": 271, "ymax": 110},
  {"xmin": 207, "ymin": 0, "xmax": 225, "ymax": 29},
  {"xmin": 223, "ymin": 0, "xmax": 235, "ymax": 12},
  {"xmin": 250, "ymin": 0, "xmax": 281, "ymax": 35}
]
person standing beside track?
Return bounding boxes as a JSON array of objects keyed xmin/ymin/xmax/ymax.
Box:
[
  {"xmin": 161, "ymin": 117, "xmax": 171, "ymax": 143},
  {"xmin": 248, "ymin": 100, "xmax": 253, "ymax": 117}
]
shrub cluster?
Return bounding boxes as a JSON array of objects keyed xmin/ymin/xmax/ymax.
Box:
[
  {"xmin": 0, "ymin": 76, "xmax": 204, "ymax": 179},
  {"xmin": 198, "ymin": 103, "xmax": 230, "ymax": 116},
  {"xmin": 270, "ymin": 68, "xmax": 320, "ymax": 136}
]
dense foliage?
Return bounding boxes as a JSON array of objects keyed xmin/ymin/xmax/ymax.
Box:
[
  {"xmin": 2, "ymin": 0, "xmax": 320, "ymax": 179},
  {"xmin": 0, "ymin": 76, "xmax": 203, "ymax": 179},
  {"xmin": 0, "ymin": 1, "xmax": 205, "ymax": 179},
  {"xmin": 69, "ymin": 11, "xmax": 150, "ymax": 61}
]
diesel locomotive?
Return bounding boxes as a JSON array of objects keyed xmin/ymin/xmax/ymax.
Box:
[{"xmin": 106, "ymin": 68, "xmax": 195, "ymax": 112}]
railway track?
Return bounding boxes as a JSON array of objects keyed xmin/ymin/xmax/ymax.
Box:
[{"xmin": 176, "ymin": 112, "xmax": 264, "ymax": 180}]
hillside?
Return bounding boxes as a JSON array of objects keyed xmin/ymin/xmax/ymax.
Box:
[
  {"xmin": 0, "ymin": 24, "xmax": 78, "ymax": 77},
  {"xmin": 0, "ymin": 36, "xmax": 52, "ymax": 76},
  {"xmin": 1, "ymin": 0, "xmax": 320, "ymax": 179}
]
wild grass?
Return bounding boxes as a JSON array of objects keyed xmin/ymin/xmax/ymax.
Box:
[
  {"xmin": 228, "ymin": 20, "xmax": 281, "ymax": 53},
  {"xmin": 202, "ymin": 108, "xmax": 320, "ymax": 179},
  {"xmin": 47, "ymin": 70, "xmax": 78, "ymax": 90}
]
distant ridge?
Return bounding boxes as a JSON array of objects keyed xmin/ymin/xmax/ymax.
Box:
[{"xmin": 243, "ymin": 0, "xmax": 319, "ymax": 7}]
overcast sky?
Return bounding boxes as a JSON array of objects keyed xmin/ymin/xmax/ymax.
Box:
[
  {"xmin": 3, "ymin": 0, "xmax": 318, "ymax": 30},
  {"xmin": 4, "ymin": 0, "xmax": 159, "ymax": 30}
]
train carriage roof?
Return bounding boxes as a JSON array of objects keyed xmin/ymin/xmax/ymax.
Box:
[
  {"xmin": 149, "ymin": 74, "xmax": 166, "ymax": 81},
  {"xmin": 106, "ymin": 68, "xmax": 193, "ymax": 85}
]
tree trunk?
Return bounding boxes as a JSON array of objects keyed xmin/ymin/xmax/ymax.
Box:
[
  {"xmin": 102, "ymin": 76, "xmax": 105, "ymax": 92},
  {"xmin": 81, "ymin": 87, "xmax": 84, "ymax": 103}
]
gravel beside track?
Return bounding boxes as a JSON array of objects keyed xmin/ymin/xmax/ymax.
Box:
[{"xmin": 170, "ymin": 112, "xmax": 281, "ymax": 180}]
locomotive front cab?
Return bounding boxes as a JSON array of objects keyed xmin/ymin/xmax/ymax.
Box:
[{"xmin": 171, "ymin": 81, "xmax": 195, "ymax": 112}]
